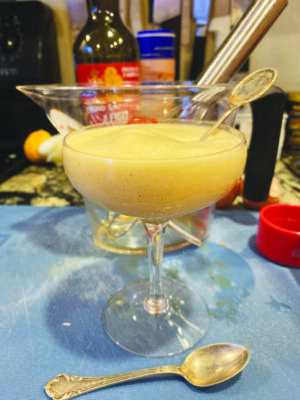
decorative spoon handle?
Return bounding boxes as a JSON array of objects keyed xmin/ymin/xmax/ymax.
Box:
[
  {"xmin": 199, "ymin": 106, "xmax": 238, "ymax": 142},
  {"xmin": 45, "ymin": 366, "xmax": 181, "ymax": 400}
]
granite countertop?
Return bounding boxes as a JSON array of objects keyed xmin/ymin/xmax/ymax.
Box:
[
  {"xmin": 0, "ymin": 164, "xmax": 84, "ymax": 207},
  {"xmin": 0, "ymin": 153, "xmax": 299, "ymax": 207}
]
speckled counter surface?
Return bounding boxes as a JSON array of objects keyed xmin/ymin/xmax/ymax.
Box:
[
  {"xmin": 0, "ymin": 154, "xmax": 299, "ymax": 207},
  {"xmin": 0, "ymin": 164, "xmax": 84, "ymax": 207},
  {"xmin": 274, "ymin": 155, "xmax": 300, "ymax": 205}
]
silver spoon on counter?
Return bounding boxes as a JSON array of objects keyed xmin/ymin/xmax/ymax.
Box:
[
  {"xmin": 44, "ymin": 343, "xmax": 250, "ymax": 400},
  {"xmin": 200, "ymin": 67, "xmax": 277, "ymax": 142}
]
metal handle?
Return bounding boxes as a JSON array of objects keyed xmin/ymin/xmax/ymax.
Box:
[
  {"xmin": 199, "ymin": 106, "xmax": 239, "ymax": 142},
  {"xmin": 196, "ymin": 0, "xmax": 288, "ymax": 84},
  {"xmin": 168, "ymin": 220, "xmax": 204, "ymax": 247},
  {"xmin": 44, "ymin": 366, "xmax": 181, "ymax": 400}
]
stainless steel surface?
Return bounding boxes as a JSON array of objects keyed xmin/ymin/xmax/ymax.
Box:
[
  {"xmin": 189, "ymin": 0, "xmax": 212, "ymax": 79},
  {"xmin": 180, "ymin": 0, "xmax": 193, "ymax": 46},
  {"xmin": 180, "ymin": 0, "xmax": 193, "ymax": 79},
  {"xmin": 196, "ymin": 0, "xmax": 288, "ymax": 84},
  {"xmin": 44, "ymin": 343, "xmax": 250, "ymax": 399},
  {"xmin": 200, "ymin": 67, "xmax": 278, "ymax": 141},
  {"xmin": 193, "ymin": 0, "xmax": 211, "ymax": 36}
]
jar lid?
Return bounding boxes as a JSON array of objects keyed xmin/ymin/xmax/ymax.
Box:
[
  {"xmin": 137, "ymin": 29, "xmax": 175, "ymax": 38},
  {"xmin": 256, "ymin": 204, "xmax": 300, "ymax": 267}
]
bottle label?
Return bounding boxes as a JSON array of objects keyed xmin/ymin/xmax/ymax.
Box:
[
  {"xmin": 76, "ymin": 62, "xmax": 140, "ymax": 124},
  {"xmin": 76, "ymin": 62, "xmax": 140, "ymax": 84},
  {"xmin": 140, "ymin": 59, "xmax": 175, "ymax": 82},
  {"xmin": 137, "ymin": 30, "xmax": 176, "ymax": 83}
]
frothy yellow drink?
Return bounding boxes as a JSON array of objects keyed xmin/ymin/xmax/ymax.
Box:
[{"xmin": 63, "ymin": 122, "xmax": 247, "ymax": 220}]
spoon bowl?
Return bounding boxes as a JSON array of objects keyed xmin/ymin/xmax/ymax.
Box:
[
  {"xmin": 44, "ymin": 343, "xmax": 250, "ymax": 400},
  {"xmin": 200, "ymin": 67, "xmax": 277, "ymax": 142},
  {"xmin": 180, "ymin": 342, "xmax": 250, "ymax": 387}
]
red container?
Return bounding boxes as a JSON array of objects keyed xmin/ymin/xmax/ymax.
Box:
[{"xmin": 257, "ymin": 204, "xmax": 300, "ymax": 267}]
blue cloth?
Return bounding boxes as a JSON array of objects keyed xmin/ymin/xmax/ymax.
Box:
[{"xmin": 0, "ymin": 206, "xmax": 299, "ymax": 399}]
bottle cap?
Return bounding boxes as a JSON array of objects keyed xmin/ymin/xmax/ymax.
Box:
[
  {"xmin": 136, "ymin": 29, "xmax": 176, "ymax": 59},
  {"xmin": 137, "ymin": 29, "xmax": 176, "ymax": 38},
  {"xmin": 256, "ymin": 204, "xmax": 300, "ymax": 267}
]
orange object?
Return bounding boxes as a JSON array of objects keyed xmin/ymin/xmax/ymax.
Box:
[
  {"xmin": 23, "ymin": 130, "xmax": 51, "ymax": 163},
  {"xmin": 242, "ymin": 177, "xmax": 280, "ymax": 210},
  {"xmin": 127, "ymin": 117, "xmax": 158, "ymax": 124}
]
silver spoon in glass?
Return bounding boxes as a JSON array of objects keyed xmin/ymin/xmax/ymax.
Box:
[
  {"xmin": 44, "ymin": 343, "xmax": 250, "ymax": 400},
  {"xmin": 200, "ymin": 67, "xmax": 277, "ymax": 142}
]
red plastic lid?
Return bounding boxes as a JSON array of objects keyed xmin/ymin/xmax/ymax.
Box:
[{"xmin": 257, "ymin": 204, "xmax": 300, "ymax": 267}]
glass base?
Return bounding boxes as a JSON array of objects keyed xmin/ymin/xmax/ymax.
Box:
[
  {"xmin": 84, "ymin": 197, "xmax": 213, "ymax": 255},
  {"xmin": 103, "ymin": 278, "xmax": 209, "ymax": 357}
]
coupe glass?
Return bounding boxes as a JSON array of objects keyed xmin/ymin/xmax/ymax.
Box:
[
  {"xmin": 18, "ymin": 83, "xmax": 247, "ymax": 356},
  {"xmin": 18, "ymin": 84, "xmax": 221, "ymax": 255}
]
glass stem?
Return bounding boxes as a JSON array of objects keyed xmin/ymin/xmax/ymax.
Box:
[{"xmin": 143, "ymin": 222, "xmax": 169, "ymax": 315}]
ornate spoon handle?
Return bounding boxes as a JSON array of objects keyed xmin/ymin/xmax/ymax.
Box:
[{"xmin": 45, "ymin": 366, "xmax": 181, "ymax": 400}]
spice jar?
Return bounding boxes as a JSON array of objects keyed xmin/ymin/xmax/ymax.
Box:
[{"xmin": 285, "ymin": 92, "xmax": 300, "ymax": 152}]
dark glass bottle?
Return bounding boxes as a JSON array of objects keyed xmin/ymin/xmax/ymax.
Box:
[{"xmin": 73, "ymin": 0, "xmax": 140, "ymax": 84}]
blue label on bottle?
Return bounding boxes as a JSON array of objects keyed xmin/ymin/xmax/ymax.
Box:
[{"xmin": 137, "ymin": 30, "xmax": 175, "ymax": 60}]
